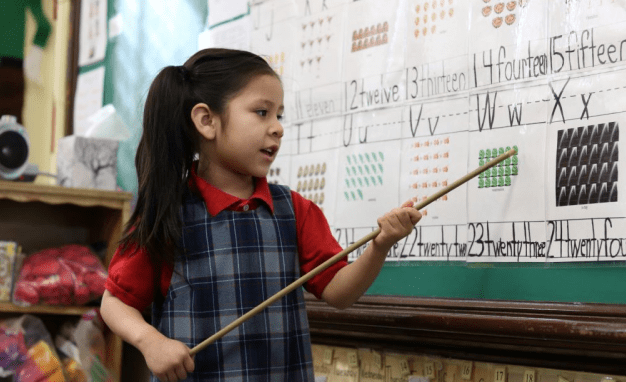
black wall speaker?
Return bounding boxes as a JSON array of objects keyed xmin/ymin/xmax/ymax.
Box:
[{"xmin": 0, "ymin": 115, "xmax": 30, "ymax": 180}]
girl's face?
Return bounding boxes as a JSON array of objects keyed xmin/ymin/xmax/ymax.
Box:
[{"xmin": 209, "ymin": 74, "xmax": 284, "ymax": 184}]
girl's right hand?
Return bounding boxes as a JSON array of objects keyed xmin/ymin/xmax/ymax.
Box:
[{"xmin": 140, "ymin": 333, "xmax": 195, "ymax": 382}]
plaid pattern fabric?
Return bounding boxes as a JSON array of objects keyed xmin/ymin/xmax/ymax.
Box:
[{"xmin": 152, "ymin": 185, "xmax": 315, "ymax": 382}]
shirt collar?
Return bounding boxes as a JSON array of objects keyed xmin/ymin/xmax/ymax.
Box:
[{"xmin": 189, "ymin": 162, "xmax": 274, "ymax": 216}]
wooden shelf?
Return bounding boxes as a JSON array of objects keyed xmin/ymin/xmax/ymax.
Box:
[
  {"xmin": 0, "ymin": 181, "xmax": 132, "ymax": 209},
  {"xmin": 0, "ymin": 302, "xmax": 95, "ymax": 316},
  {"xmin": 0, "ymin": 181, "xmax": 132, "ymax": 381}
]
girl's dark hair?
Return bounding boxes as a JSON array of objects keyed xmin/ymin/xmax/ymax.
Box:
[{"xmin": 121, "ymin": 48, "xmax": 279, "ymax": 267}]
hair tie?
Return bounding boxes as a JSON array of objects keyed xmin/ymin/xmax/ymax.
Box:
[{"xmin": 177, "ymin": 66, "xmax": 190, "ymax": 82}]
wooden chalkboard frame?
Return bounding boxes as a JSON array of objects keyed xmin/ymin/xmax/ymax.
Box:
[{"xmin": 305, "ymin": 293, "xmax": 626, "ymax": 374}]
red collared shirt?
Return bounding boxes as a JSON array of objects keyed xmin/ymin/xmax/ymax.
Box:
[{"xmin": 105, "ymin": 169, "xmax": 346, "ymax": 312}]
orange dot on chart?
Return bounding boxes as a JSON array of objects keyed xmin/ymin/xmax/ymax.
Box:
[
  {"xmin": 506, "ymin": 1, "xmax": 516, "ymax": 11},
  {"xmin": 505, "ymin": 14, "xmax": 516, "ymax": 25},
  {"xmin": 414, "ymin": 29, "xmax": 420, "ymax": 38},
  {"xmin": 416, "ymin": 4, "xmax": 421, "ymax": 12}
]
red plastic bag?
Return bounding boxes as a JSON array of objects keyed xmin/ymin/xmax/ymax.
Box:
[{"xmin": 13, "ymin": 245, "xmax": 107, "ymax": 306}]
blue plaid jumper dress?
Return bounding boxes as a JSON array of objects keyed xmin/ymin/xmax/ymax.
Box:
[{"xmin": 151, "ymin": 184, "xmax": 315, "ymax": 381}]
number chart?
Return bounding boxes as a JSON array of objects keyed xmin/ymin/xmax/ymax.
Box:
[{"xmin": 205, "ymin": 0, "xmax": 626, "ymax": 264}]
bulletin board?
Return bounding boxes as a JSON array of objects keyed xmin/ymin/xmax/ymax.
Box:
[{"xmin": 101, "ymin": 0, "xmax": 626, "ymax": 304}]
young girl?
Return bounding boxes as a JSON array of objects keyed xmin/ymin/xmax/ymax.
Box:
[{"xmin": 100, "ymin": 48, "xmax": 421, "ymax": 382}]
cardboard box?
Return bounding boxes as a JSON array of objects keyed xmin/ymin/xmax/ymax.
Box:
[
  {"xmin": 0, "ymin": 241, "xmax": 19, "ymax": 302},
  {"xmin": 57, "ymin": 136, "xmax": 118, "ymax": 190}
]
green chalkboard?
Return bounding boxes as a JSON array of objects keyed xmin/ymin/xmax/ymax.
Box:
[{"xmin": 369, "ymin": 261, "xmax": 626, "ymax": 304}]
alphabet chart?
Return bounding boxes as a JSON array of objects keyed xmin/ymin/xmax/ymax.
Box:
[{"xmin": 209, "ymin": 0, "xmax": 626, "ymax": 263}]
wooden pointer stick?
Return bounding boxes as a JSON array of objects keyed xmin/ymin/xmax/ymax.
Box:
[{"xmin": 189, "ymin": 148, "xmax": 517, "ymax": 356}]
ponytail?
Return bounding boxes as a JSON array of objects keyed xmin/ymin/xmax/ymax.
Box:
[{"xmin": 121, "ymin": 65, "xmax": 197, "ymax": 266}]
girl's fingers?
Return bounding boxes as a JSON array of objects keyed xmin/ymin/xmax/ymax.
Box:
[
  {"xmin": 175, "ymin": 365, "xmax": 188, "ymax": 381},
  {"xmin": 408, "ymin": 209, "xmax": 422, "ymax": 224},
  {"xmin": 401, "ymin": 199, "xmax": 415, "ymax": 208},
  {"xmin": 394, "ymin": 209, "xmax": 421, "ymax": 230},
  {"xmin": 184, "ymin": 356, "xmax": 195, "ymax": 372}
]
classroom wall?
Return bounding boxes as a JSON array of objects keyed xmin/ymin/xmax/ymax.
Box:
[
  {"xmin": 100, "ymin": 0, "xmax": 626, "ymax": 303},
  {"xmin": 103, "ymin": 0, "xmax": 208, "ymax": 193},
  {"xmin": 23, "ymin": 0, "xmax": 71, "ymax": 185}
]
